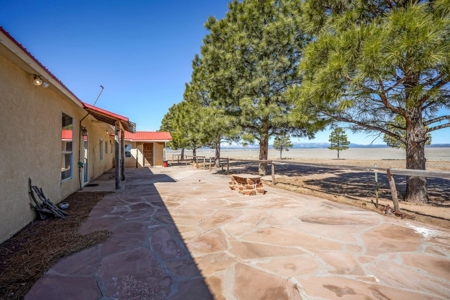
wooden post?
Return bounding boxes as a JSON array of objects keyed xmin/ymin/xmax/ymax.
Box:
[
  {"xmin": 387, "ymin": 169, "xmax": 400, "ymax": 211},
  {"xmin": 135, "ymin": 148, "xmax": 138, "ymax": 168},
  {"xmin": 120, "ymin": 129, "xmax": 125, "ymax": 181},
  {"xmin": 114, "ymin": 122, "xmax": 120, "ymax": 189},
  {"xmin": 209, "ymin": 157, "xmax": 212, "ymax": 171},
  {"xmin": 227, "ymin": 158, "xmax": 230, "ymax": 174},
  {"xmin": 271, "ymin": 163, "xmax": 276, "ymax": 185},
  {"xmin": 203, "ymin": 157, "xmax": 206, "ymax": 169},
  {"xmin": 374, "ymin": 163, "xmax": 378, "ymax": 208}
]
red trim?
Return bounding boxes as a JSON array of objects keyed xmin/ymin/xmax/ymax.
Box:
[
  {"xmin": 83, "ymin": 102, "xmax": 129, "ymax": 122},
  {"xmin": 124, "ymin": 131, "xmax": 172, "ymax": 141},
  {"xmin": 0, "ymin": 26, "xmax": 83, "ymax": 105}
]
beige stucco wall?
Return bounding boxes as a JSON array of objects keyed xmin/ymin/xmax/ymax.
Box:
[
  {"xmin": 0, "ymin": 54, "xmax": 115, "ymax": 243},
  {"xmin": 124, "ymin": 142, "xmax": 166, "ymax": 168},
  {"xmin": 124, "ymin": 141, "xmax": 138, "ymax": 168}
]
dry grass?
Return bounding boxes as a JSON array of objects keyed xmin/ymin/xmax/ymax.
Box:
[{"xmin": 0, "ymin": 192, "xmax": 111, "ymax": 300}]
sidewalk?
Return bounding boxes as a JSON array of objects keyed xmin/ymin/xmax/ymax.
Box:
[{"xmin": 26, "ymin": 166, "xmax": 450, "ymax": 299}]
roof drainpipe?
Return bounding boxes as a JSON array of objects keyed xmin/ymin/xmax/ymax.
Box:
[{"xmin": 78, "ymin": 85, "xmax": 104, "ymax": 190}]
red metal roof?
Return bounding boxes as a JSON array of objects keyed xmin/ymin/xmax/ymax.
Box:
[
  {"xmin": 61, "ymin": 130, "xmax": 87, "ymax": 140},
  {"xmin": 83, "ymin": 102, "xmax": 129, "ymax": 122},
  {"xmin": 124, "ymin": 131, "xmax": 172, "ymax": 141}
]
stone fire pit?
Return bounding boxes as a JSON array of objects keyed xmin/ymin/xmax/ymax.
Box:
[{"xmin": 229, "ymin": 174, "xmax": 264, "ymax": 196}]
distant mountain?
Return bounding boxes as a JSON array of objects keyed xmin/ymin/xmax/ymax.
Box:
[
  {"xmin": 426, "ymin": 144, "xmax": 450, "ymax": 148},
  {"xmin": 218, "ymin": 142, "xmax": 450, "ymax": 149},
  {"xmin": 289, "ymin": 142, "xmax": 388, "ymax": 149}
]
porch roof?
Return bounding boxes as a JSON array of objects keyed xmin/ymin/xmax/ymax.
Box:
[
  {"xmin": 83, "ymin": 103, "xmax": 136, "ymax": 133},
  {"xmin": 124, "ymin": 131, "xmax": 172, "ymax": 142}
]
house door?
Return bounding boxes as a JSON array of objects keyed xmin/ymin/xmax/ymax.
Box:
[
  {"xmin": 82, "ymin": 134, "xmax": 89, "ymax": 185},
  {"xmin": 143, "ymin": 143, "xmax": 153, "ymax": 166}
]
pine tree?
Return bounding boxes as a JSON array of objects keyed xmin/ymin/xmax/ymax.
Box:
[
  {"xmin": 199, "ymin": 0, "xmax": 326, "ymax": 175},
  {"xmin": 328, "ymin": 128, "xmax": 350, "ymax": 160},
  {"xmin": 273, "ymin": 135, "xmax": 294, "ymax": 160},
  {"xmin": 291, "ymin": 0, "xmax": 450, "ymax": 203}
]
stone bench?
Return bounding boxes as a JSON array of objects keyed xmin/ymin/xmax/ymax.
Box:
[{"xmin": 229, "ymin": 174, "xmax": 264, "ymax": 196}]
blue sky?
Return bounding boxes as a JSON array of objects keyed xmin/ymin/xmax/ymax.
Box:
[{"xmin": 1, "ymin": 1, "xmax": 449, "ymax": 144}]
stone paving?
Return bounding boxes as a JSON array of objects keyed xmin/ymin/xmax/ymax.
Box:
[{"xmin": 26, "ymin": 167, "xmax": 450, "ymax": 299}]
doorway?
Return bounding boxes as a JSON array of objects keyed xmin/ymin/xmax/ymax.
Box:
[
  {"xmin": 82, "ymin": 133, "xmax": 89, "ymax": 186},
  {"xmin": 143, "ymin": 143, "xmax": 153, "ymax": 166}
]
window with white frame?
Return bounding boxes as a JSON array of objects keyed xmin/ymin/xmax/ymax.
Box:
[
  {"xmin": 125, "ymin": 144, "xmax": 132, "ymax": 158},
  {"xmin": 61, "ymin": 113, "xmax": 73, "ymax": 181}
]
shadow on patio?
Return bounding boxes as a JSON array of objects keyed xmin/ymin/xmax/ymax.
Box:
[{"xmin": 26, "ymin": 167, "xmax": 215, "ymax": 299}]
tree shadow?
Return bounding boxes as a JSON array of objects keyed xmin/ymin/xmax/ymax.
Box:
[
  {"xmin": 26, "ymin": 167, "xmax": 214, "ymax": 300},
  {"xmin": 228, "ymin": 161, "xmax": 450, "ymax": 207}
]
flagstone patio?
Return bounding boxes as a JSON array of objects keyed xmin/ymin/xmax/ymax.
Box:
[{"xmin": 26, "ymin": 166, "xmax": 450, "ymax": 299}]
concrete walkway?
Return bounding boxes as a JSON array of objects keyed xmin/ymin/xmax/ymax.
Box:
[{"xmin": 26, "ymin": 167, "xmax": 450, "ymax": 299}]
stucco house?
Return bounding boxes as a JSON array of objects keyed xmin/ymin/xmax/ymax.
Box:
[
  {"xmin": 0, "ymin": 27, "xmax": 135, "ymax": 243},
  {"xmin": 124, "ymin": 131, "xmax": 172, "ymax": 167}
]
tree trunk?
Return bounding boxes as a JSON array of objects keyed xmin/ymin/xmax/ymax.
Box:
[
  {"xmin": 280, "ymin": 148, "xmax": 282, "ymax": 160},
  {"xmin": 405, "ymin": 109, "xmax": 428, "ymax": 203},
  {"xmin": 193, "ymin": 147, "xmax": 197, "ymax": 163},
  {"xmin": 258, "ymin": 135, "xmax": 269, "ymax": 175},
  {"xmin": 337, "ymin": 150, "xmax": 340, "ymax": 160},
  {"xmin": 181, "ymin": 148, "xmax": 185, "ymax": 160},
  {"xmin": 215, "ymin": 135, "xmax": 221, "ymax": 167}
]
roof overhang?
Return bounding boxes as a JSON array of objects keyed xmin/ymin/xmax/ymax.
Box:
[
  {"xmin": 83, "ymin": 103, "xmax": 136, "ymax": 133},
  {"xmin": 125, "ymin": 139, "xmax": 171, "ymax": 143},
  {"xmin": 0, "ymin": 27, "xmax": 83, "ymax": 108}
]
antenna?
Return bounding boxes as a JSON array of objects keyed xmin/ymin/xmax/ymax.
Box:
[{"xmin": 93, "ymin": 85, "xmax": 104, "ymax": 106}]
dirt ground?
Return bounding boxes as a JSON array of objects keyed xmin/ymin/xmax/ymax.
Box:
[
  {"xmin": 225, "ymin": 159, "xmax": 450, "ymax": 229},
  {"xmin": 0, "ymin": 192, "xmax": 111, "ymax": 300}
]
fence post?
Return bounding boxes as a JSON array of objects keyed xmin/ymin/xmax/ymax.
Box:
[
  {"xmin": 271, "ymin": 163, "xmax": 276, "ymax": 185},
  {"xmin": 209, "ymin": 157, "xmax": 212, "ymax": 171},
  {"xmin": 387, "ymin": 168, "xmax": 400, "ymax": 211},
  {"xmin": 374, "ymin": 163, "xmax": 379, "ymax": 208},
  {"xmin": 227, "ymin": 158, "xmax": 230, "ymax": 174},
  {"xmin": 203, "ymin": 157, "xmax": 206, "ymax": 169}
]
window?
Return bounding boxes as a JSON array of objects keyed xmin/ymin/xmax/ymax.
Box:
[
  {"xmin": 105, "ymin": 141, "xmax": 108, "ymax": 155},
  {"xmin": 125, "ymin": 144, "xmax": 132, "ymax": 158},
  {"xmin": 100, "ymin": 139, "xmax": 103, "ymax": 160},
  {"xmin": 61, "ymin": 113, "xmax": 73, "ymax": 181},
  {"xmin": 110, "ymin": 140, "xmax": 113, "ymax": 153}
]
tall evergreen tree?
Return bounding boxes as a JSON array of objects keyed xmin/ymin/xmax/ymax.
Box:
[
  {"xmin": 200, "ymin": 0, "xmax": 326, "ymax": 175},
  {"xmin": 160, "ymin": 100, "xmax": 206, "ymax": 162},
  {"xmin": 184, "ymin": 55, "xmax": 241, "ymax": 167},
  {"xmin": 328, "ymin": 128, "xmax": 350, "ymax": 160},
  {"xmin": 291, "ymin": 0, "xmax": 450, "ymax": 203},
  {"xmin": 273, "ymin": 134, "xmax": 294, "ymax": 159}
]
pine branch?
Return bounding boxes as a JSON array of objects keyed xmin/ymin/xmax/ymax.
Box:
[
  {"xmin": 424, "ymin": 115, "xmax": 450, "ymax": 126},
  {"xmin": 427, "ymin": 122, "xmax": 450, "ymax": 133}
]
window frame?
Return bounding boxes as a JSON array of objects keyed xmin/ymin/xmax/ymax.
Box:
[{"xmin": 61, "ymin": 113, "xmax": 73, "ymax": 181}]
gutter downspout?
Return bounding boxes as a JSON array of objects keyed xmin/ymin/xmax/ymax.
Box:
[{"xmin": 78, "ymin": 85, "xmax": 104, "ymax": 190}]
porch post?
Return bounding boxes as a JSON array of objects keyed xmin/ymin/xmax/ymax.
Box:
[
  {"xmin": 121, "ymin": 129, "xmax": 125, "ymax": 181},
  {"xmin": 115, "ymin": 121, "xmax": 121, "ymax": 189}
]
